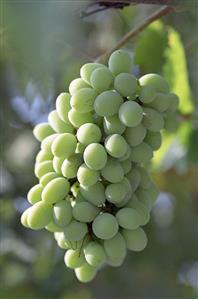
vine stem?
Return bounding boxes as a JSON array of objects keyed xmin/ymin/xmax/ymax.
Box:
[{"xmin": 95, "ymin": 6, "xmax": 174, "ymax": 63}]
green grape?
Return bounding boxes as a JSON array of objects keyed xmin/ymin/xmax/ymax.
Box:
[
  {"xmin": 121, "ymin": 159, "xmax": 132, "ymax": 175},
  {"xmin": 137, "ymin": 166, "xmax": 152, "ymax": 189},
  {"xmin": 126, "ymin": 195, "xmax": 150, "ymax": 226},
  {"xmin": 77, "ymin": 123, "xmax": 102, "ymax": 145},
  {"xmin": 164, "ymin": 113, "xmax": 179, "ymax": 132},
  {"xmin": 103, "ymin": 115, "xmax": 125, "ymax": 135},
  {"xmin": 45, "ymin": 220, "xmax": 63, "ymax": 233},
  {"xmin": 56, "ymin": 93, "xmax": 71, "ymax": 123},
  {"xmin": 108, "ymin": 49, "xmax": 133, "ymax": 76},
  {"xmin": 124, "ymin": 124, "xmax": 147, "ymax": 147},
  {"xmin": 84, "ymin": 241, "xmax": 106, "ymax": 267},
  {"xmin": 57, "ymin": 235, "xmax": 70, "ymax": 249},
  {"xmin": 52, "ymin": 133, "xmax": 77, "ymax": 158},
  {"xmin": 69, "ymin": 78, "xmax": 90, "ymax": 95},
  {"xmin": 119, "ymin": 101, "xmax": 143, "ymax": 127},
  {"xmin": 116, "ymin": 208, "xmax": 141, "ymax": 230},
  {"xmin": 114, "ymin": 73, "xmax": 138, "ymax": 97},
  {"xmin": 146, "ymin": 181, "xmax": 159, "ymax": 204},
  {"xmin": 64, "ymin": 220, "xmax": 88, "ymax": 241},
  {"xmin": 72, "ymin": 201, "xmax": 99, "ymax": 223},
  {"xmin": 40, "ymin": 172, "xmax": 60, "ymax": 187},
  {"xmin": 70, "ymin": 88, "xmax": 97, "ymax": 113},
  {"xmin": 71, "ymin": 182, "xmax": 80, "ymax": 197},
  {"xmin": 64, "ymin": 249, "xmax": 86, "ymax": 269},
  {"xmin": 122, "ymin": 227, "xmax": 148, "ymax": 252},
  {"xmin": 148, "ymin": 93, "xmax": 170, "ymax": 112},
  {"xmin": 121, "ymin": 177, "xmax": 132, "ymax": 197},
  {"xmin": 48, "ymin": 110, "xmax": 74, "ymax": 133},
  {"xmin": 80, "ymin": 62, "xmax": 103, "ymax": 84},
  {"xmin": 135, "ymin": 188, "xmax": 153, "ymax": 210},
  {"xmin": 144, "ymin": 131, "xmax": 162, "ymax": 151},
  {"xmin": 80, "ymin": 182, "xmax": 105, "ymax": 206},
  {"xmin": 72, "ymin": 192, "xmax": 85, "ymax": 206},
  {"xmin": 139, "ymin": 85, "xmax": 156, "ymax": 104},
  {"xmin": 53, "ymin": 199, "xmax": 72, "ymax": 227},
  {"xmin": 33, "ymin": 122, "xmax": 54, "ymax": 142},
  {"xmin": 27, "ymin": 184, "xmax": 43, "ymax": 204},
  {"xmin": 35, "ymin": 161, "xmax": 54, "ymax": 178},
  {"xmin": 166, "ymin": 93, "xmax": 179, "ymax": 113},
  {"xmin": 130, "ymin": 142, "xmax": 153, "ymax": 163},
  {"xmin": 27, "ymin": 201, "xmax": 53, "ymax": 230},
  {"xmin": 77, "ymin": 163, "xmax": 99, "ymax": 188},
  {"xmin": 75, "ymin": 142, "xmax": 86, "ymax": 154},
  {"xmin": 75, "ymin": 262, "xmax": 97, "ymax": 283},
  {"xmin": 68, "ymin": 109, "xmax": 93, "ymax": 128},
  {"xmin": 42, "ymin": 177, "xmax": 70, "ymax": 204},
  {"xmin": 53, "ymin": 156, "xmax": 65, "ymax": 174},
  {"xmin": 41, "ymin": 134, "xmax": 58, "ymax": 153},
  {"xmin": 83, "ymin": 143, "xmax": 107, "ymax": 170},
  {"xmin": 104, "ymin": 232, "xmax": 126, "ymax": 267},
  {"xmin": 35, "ymin": 150, "xmax": 53, "ymax": 164},
  {"xmin": 126, "ymin": 168, "xmax": 141, "ymax": 192},
  {"xmin": 90, "ymin": 67, "xmax": 113, "ymax": 92},
  {"xmin": 118, "ymin": 144, "xmax": 131, "ymax": 161},
  {"xmin": 105, "ymin": 134, "xmax": 128, "ymax": 158},
  {"xmin": 21, "ymin": 207, "xmax": 31, "ymax": 228},
  {"xmin": 61, "ymin": 155, "xmax": 82, "ymax": 179},
  {"xmin": 139, "ymin": 73, "xmax": 169, "ymax": 94},
  {"xmin": 105, "ymin": 182, "xmax": 127, "ymax": 204},
  {"xmin": 94, "ymin": 90, "xmax": 123, "ymax": 117},
  {"xmin": 92, "ymin": 213, "xmax": 119, "ymax": 240},
  {"xmin": 101, "ymin": 157, "xmax": 124, "ymax": 183}
]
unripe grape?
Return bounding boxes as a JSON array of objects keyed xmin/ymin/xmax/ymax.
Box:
[
  {"xmin": 52, "ymin": 156, "xmax": 64, "ymax": 174},
  {"xmin": 61, "ymin": 155, "xmax": 82, "ymax": 179},
  {"xmin": 126, "ymin": 195, "xmax": 150, "ymax": 226},
  {"xmin": 148, "ymin": 93, "xmax": 170, "ymax": 112},
  {"xmin": 75, "ymin": 263, "xmax": 97, "ymax": 283},
  {"xmin": 101, "ymin": 157, "xmax": 124, "ymax": 183},
  {"xmin": 77, "ymin": 163, "xmax": 99, "ymax": 188},
  {"xmin": 116, "ymin": 207, "xmax": 141, "ymax": 230},
  {"xmin": 143, "ymin": 107, "xmax": 164, "ymax": 132},
  {"xmin": 84, "ymin": 143, "xmax": 107, "ymax": 170},
  {"xmin": 35, "ymin": 161, "xmax": 54, "ymax": 178},
  {"xmin": 42, "ymin": 177, "xmax": 70, "ymax": 204},
  {"xmin": 131, "ymin": 142, "xmax": 153, "ymax": 163},
  {"xmin": 21, "ymin": 207, "xmax": 31, "ymax": 228},
  {"xmin": 84, "ymin": 241, "xmax": 106, "ymax": 267},
  {"xmin": 108, "ymin": 49, "xmax": 133, "ymax": 75},
  {"xmin": 35, "ymin": 150, "xmax": 53, "ymax": 164},
  {"xmin": 164, "ymin": 113, "xmax": 179, "ymax": 132},
  {"xmin": 48, "ymin": 110, "xmax": 74, "ymax": 133},
  {"xmin": 122, "ymin": 227, "xmax": 148, "ymax": 252},
  {"xmin": 92, "ymin": 213, "xmax": 119, "ymax": 240},
  {"xmin": 64, "ymin": 220, "xmax": 88, "ymax": 242},
  {"xmin": 27, "ymin": 184, "xmax": 43, "ymax": 204},
  {"xmin": 40, "ymin": 172, "xmax": 60, "ymax": 187},
  {"xmin": 52, "ymin": 133, "xmax": 77, "ymax": 158},
  {"xmin": 75, "ymin": 142, "xmax": 86, "ymax": 154},
  {"xmin": 94, "ymin": 90, "xmax": 123, "ymax": 117},
  {"xmin": 118, "ymin": 144, "xmax": 131, "ymax": 161},
  {"xmin": 139, "ymin": 73, "xmax": 169, "ymax": 94},
  {"xmin": 119, "ymin": 101, "xmax": 143, "ymax": 127},
  {"xmin": 139, "ymin": 85, "xmax": 156, "ymax": 104},
  {"xmin": 33, "ymin": 123, "xmax": 54, "ymax": 142},
  {"xmin": 137, "ymin": 166, "xmax": 152, "ymax": 189},
  {"xmin": 68, "ymin": 109, "xmax": 94, "ymax": 128},
  {"xmin": 71, "ymin": 88, "xmax": 97, "ymax": 113},
  {"xmin": 72, "ymin": 202, "xmax": 99, "ymax": 223},
  {"xmin": 53, "ymin": 200, "xmax": 72, "ymax": 227},
  {"xmin": 69, "ymin": 78, "xmax": 90, "ymax": 95},
  {"xmin": 77, "ymin": 123, "xmax": 102, "ymax": 145},
  {"xmin": 103, "ymin": 115, "xmax": 125, "ymax": 135},
  {"xmin": 120, "ymin": 159, "xmax": 132, "ymax": 175},
  {"xmin": 114, "ymin": 73, "xmax": 138, "ymax": 97},
  {"xmin": 126, "ymin": 168, "xmax": 141, "ymax": 192},
  {"xmin": 144, "ymin": 131, "xmax": 162, "ymax": 151},
  {"xmin": 135, "ymin": 188, "xmax": 153, "ymax": 210},
  {"xmin": 80, "ymin": 182, "xmax": 105, "ymax": 206},
  {"xmin": 90, "ymin": 67, "xmax": 113, "ymax": 92},
  {"xmin": 166, "ymin": 93, "xmax": 179, "ymax": 113},
  {"xmin": 64, "ymin": 249, "xmax": 86, "ymax": 269},
  {"xmin": 56, "ymin": 93, "xmax": 71, "ymax": 123},
  {"xmin": 80, "ymin": 62, "xmax": 103, "ymax": 84},
  {"xmin": 104, "ymin": 233, "xmax": 126, "ymax": 267},
  {"xmin": 27, "ymin": 201, "xmax": 53, "ymax": 230},
  {"xmin": 41, "ymin": 134, "xmax": 58, "ymax": 153},
  {"xmin": 45, "ymin": 221, "xmax": 63, "ymax": 233},
  {"xmin": 105, "ymin": 134, "xmax": 128, "ymax": 158},
  {"xmin": 124, "ymin": 124, "xmax": 147, "ymax": 147},
  {"xmin": 71, "ymin": 182, "xmax": 80, "ymax": 197},
  {"xmin": 105, "ymin": 182, "xmax": 127, "ymax": 204}
]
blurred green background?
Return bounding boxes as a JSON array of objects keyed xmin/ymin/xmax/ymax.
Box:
[{"xmin": 1, "ymin": 1, "xmax": 198, "ymax": 298}]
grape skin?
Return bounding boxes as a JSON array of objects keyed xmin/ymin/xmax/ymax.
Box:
[
  {"xmin": 119, "ymin": 101, "xmax": 143, "ymax": 127},
  {"xmin": 84, "ymin": 241, "xmax": 106, "ymax": 267},
  {"xmin": 83, "ymin": 143, "xmax": 107, "ymax": 170},
  {"xmin": 94, "ymin": 90, "xmax": 123, "ymax": 117},
  {"xmin": 92, "ymin": 213, "xmax": 119, "ymax": 240}
]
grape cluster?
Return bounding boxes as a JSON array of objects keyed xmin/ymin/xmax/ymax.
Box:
[{"xmin": 21, "ymin": 50, "xmax": 179, "ymax": 283}]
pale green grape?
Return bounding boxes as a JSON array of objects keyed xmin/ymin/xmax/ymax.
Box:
[
  {"xmin": 118, "ymin": 144, "xmax": 131, "ymax": 161},
  {"xmin": 52, "ymin": 133, "xmax": 77, "ymax": 158},
  {"xmin": 40, "ymin": 172, "xmax": 60, "ymax": 187},
  {"xmin": 108, "ymin": 49, "xmax": 133, "ymax": 75},
  {"xmin": 35, "ymin": 161, "xmax": 54, "ymax": 178},
  {"xmin": 53, "ymin": 199, "xmax": 72, "ymax": 227},
  {"xmin": 53, "ymin": 156, "xmax": 65, "ymax": 174},
  {"xmin": 148, "ymin": 93, "xmax": 170, "ymax": 112},
  {"xmin": 64, "ymin": 249, "xmax": 86, "ymax": 269},
  {"xmin": 116, "ymin": 208, "xmax": 141, "ymax": 230},
  {"xmin": 130, "ymin": 142, "xmax": 153, "ymax": 163},
  {"xmin": 139, "ymin": 73, "xmax": 169, "ymax": 94},
  {"xmin": 80, "ymin": 182, "xmax": 105, "ymax": 206},
  {"xmin": 101, "ymin": 157, "xmax": 124, "ymax": 183},
  {"xmin": 72, "ymin": 192, "xmax": 85, "ymax": 206},
  {"xmin": 137, "ymin": 166, "xmax": 152, "ymax": 189},
  {"xmin": 126, "ymin": 168, "xmax": 141, "ymax": 192},
  {"xmin": 143, "ymin": 107, "xmax": 164, "ymax": 132},
  {"xmin": 126, "ymin": 195, "xmax": 150, "ymax": 226},
  {"xmin": 35, "ymin": 150, "xmax": 53, "ymax": 164},
  {"xmin": 33, "ymin": 122, "xmax": 54, "ymax": 141},
  {"xmin": 144, "ymin": 131, "xmax": 162, "ymax": 150},
  {"xmin": 69, "ymin": 78, "xmax": 90, "ymax": 95},
  {"xmin": 61, "ymin": 155, "xmax": 82, "ymax": 179},
  {"xmin": 121, "ymin": 159, "xmax": 132, "ymax": 175},
  {"xmin": 75, "ymin": 142, "xmax": 86, "ymax": 154},
  {"xmin": 27, "ymin": 201, "xmax": 53, "ymax": 230},
  {"xmin": 135, "ymin": 188, "xmax": 153, "ymax": 210},
  {"xmin": 83, "ymin": 143, "xmax": 107, "ymax": 170},
  {"xmin": 41, "ymin": 134, "xmax": 58, "ymax": 153},
  {"xmin": 122, "ymin": 227, "xmax": 148, "ymax": 251},
  {"xmin": 124, "ymin": 124, "xmax": 147, "ymax": 147},
  {"xmin": 166, "ymin": 93, "xmax": 179, "ymax": 113},
  {"xmin": 104, "ymin": 232, "xmax": 126, "ymax": 267},
  {"xmin": 114, "ymin": 73, "xmax": 138, "ymax": 97},
  {"xmin": 105, "ymin": 182, "xmax": 127, "ymax": 204},
  {"xmin": 119, "ymin": 101, "xmax": 143, "ymax": 127},
  {"xmin": 48, "ymin": 110, "xmax": 74, "ymax": 133},
  {"xmin": 42, "ymin": 177, "xmax": 70, "ymax": 204},
  {"xmin": 70, "ymin": 88, "xmax": 97, "ymax": 113},
  {"xmin": 64, "ymin": 220, "xmax": 88, "ymax": 241},
  {"xmin": 84, "ymin": 241, "xmax": 106, "ymax": 267},
  {"xmin": 92, "ymin": 213, "xmax": 118, "ymax": 240},
  {"xmin": 71, "ymin": 182, "xmax": 80, "ymax": 197},
  {"xmin": 121, "ymin": 177, "xmax": 132, "ymax": 197},
  {"xmin": 164, "ymin": 113, "xmax": 179, "ymax": 132},
  {"xmin": 45, "ymin": 220, "xmax": 63, "ymax": 233},
  {"xmin": 139, "ymin": 85, "xmax": 156, "ymax": 103},
  {"xmin": 75, "ymin": 262, "xmax": 97, "ymax": 283},
  {"xmin": 21, "ymin": 207, "xmax": 31, "ymax": 228},
  {"xmin": 80, "ymin": 62, "xmax": 103, "ymax": 84},
  {"xmin": 146, "ymin": 182, "xmax": 159, "ymax": 204},
  {"xmin": 56, "ymin": 92, "xmax": 71, "ymax": 123},
  {"xmin": 77, "ymin": 163, "xmax": 99, "ymax": 188},
  {"xmin": 115, "ymin": 196, "xmax": 130, "ymax": 208},
  {"xmin": 90, "ymin": 67, "xmax": 113, "ymax": 92},
  {"xmin": 72, "ymin": 201, "xmax": 99, "ymax": 223},
  {"xmin": 103, "ymin": 115, "xmax": 125, "ymax": 135},
  {"xmin": 68, "ymin": 109, "xmax": 93, "ymax": 128},
  {"xmin": 94, "ymin": 90, "xmax": 123, "ymax": 117},
  {"xmin": 57, "ymin": 234, "xmax": 69, "ymax": 249},
  {"xmin": 105, "ymin": 134, "xmax": 128, "ymax": 158},
  {"xmin": 77, "ymin": 123, "xmax": 102, "ymax": 145},
  {"xmin": 27, "ymin": 184, "xmax": 43, "ymax": 204}
]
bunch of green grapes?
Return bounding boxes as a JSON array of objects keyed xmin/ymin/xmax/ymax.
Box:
[{"xmin": 21, "ymin": 50, "xmax": 179, "ymax": 283}]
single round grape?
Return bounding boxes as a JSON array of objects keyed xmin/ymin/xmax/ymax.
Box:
[
  {"xmin": 21, "ymin": 207, "xmax": 31, "ymax": 228},
  {"xmin": 35, "ymin": 161, "xmax": 54, "ymax": 178},
  {"xmin": 90, "ymin": 67, "xmax": 113, "ymax": 92},
  {"xmin": 101, "ymin": 157, "xmax": 124, "ymax": 183},
  {"xmin": 104, "ymin": 232, "xmax": 126, "ymax": 267},
  {"xmin": 116, "ymin": 208, "xmax": 141, "ymax": 230},
  {"xmin": 77, "ymin": 123, "xmax": 102, "ymax": 145},
  {"xmin": 45, "ymin": 221, "xmax": 63, "ymax": 233},
  {"xmin": 64, "ymin": 249, "xmax": 86, "ymax": 269},
  {"xmin": 139, "ymin": 85, "xmax": 156, "ymax": 104},
  {"xmin": 105, "ymin": 182, "xmax": 127, "ymax": 204},
  {"xmin": 52, "ymin": 133, "xmax": 77, "ymax": 158},
  {"xmin": 120, "ymin": 159, "xmax": 132, "ymax": 175},
  {"xmin": 27, "ymin": 184, "xmax": 43, "ymax": 204},
  {"xmin": 35, "ymin": 150, "xmax": 53, "ymax": 164},
  {"xmin": 61, "ymin": 155, "xmax": 82, "ymax": 179},
  {"xmin": 40, "ymin": 172, "xmax": 59, "ymax": 187},
  {"xmin": 71, "ymin": 182, "xmax": 80, "ymax": 197},
  {"xmin": 94, "ymin": 90, "xmax": 123, "ymax": 117},
  {"xmin": 68, "ymin": 109, "xmax": 93, "ymax": 128},
  {"xmin": 166, "ymin": 93, "xmax": 179, "ymax": 113},
  {"xmin": 148, "ymin": 93, "xmax": 170, "ymax": 112},
  {"xmin": 114, "ymin": 73, "xmax": 138, "ymax": 97},
  {"xmin": 119, "ymin": 101, "xmax": 143, "ymax": 127},
  {"xmin": 121, "ymin": 177, "xmax": 132, "ymax": 197},
  {"xmin": 42, "ymin": 177, "xmax": 70, "ymax": 204},
  {"xmin": 105, "ymin": 134, "xmax": 128, "ymax": 158},
  {"xmin": 75, "ymin": 142, "xmax": 86, "ymax": 154},
  {"xmin": 122, "ymin": 227, "xmax": 148, "ymax": 252},
  {"xmin": 118, "ymin": 144, "xmax": 131, "ymax": 161},
  {"xmin": 130, "ymin": 142, "xmax": 153, "ymax": 163},
  {"xmin": 124, "ymin": 124, "xmax": 147, "ymax": 147},
  {"xmin": 71, "ymin": 88, "xmax": 97, "ymax": 113},
  {"xmin": 126, "ymin": 168, "xmax": 141, "ymax": 192},
  {"xmin": 56, "ymin": 92, "xmax": 71, "ymax": 123},
  {"xmin": 139, "ymin": 73, "xmax": 169, "ymax": 94},
  {"xmin": 84, "ymin": 241, "xmax": 106, "ymax": 267},
  {"xmin": 143, "ymin": 107, "xmax": 164, "ymax": 132},
  {"xmin": 41, "ymin": 134, "xmax": 58, "ymax": 153},
  {"xmin": 164, "ymin": 113, "xmax": 179, "ymax": 132},
  {"xmin": 80, "ymin": 182, "xmax": 105, "ymax": 206},
  {"xmin": 64, "ymin": 220, "xmax": 88, "ymax": 242},
  {"xmin": 53, "ymin": 156, "xmax": 65, "ymax": 174},
  {"xmin": 48, "ymin": 110, "xmax": 74, "ymax": 133},
  {"xmin": 77, "ymin": 163, "xmax": 99, "ymax": 188},
  {"xmin": 135, "ymin": 188, "xmax": 153, "ymax": 210},
  {"xmin": 83, "ymin": 143, "xmax": 107, "ymax": 170},
  {"xmin": 56, "ymin": 234, "xmax": 69, "ymax": 249},
  {"xmin": 69, "ymin": 78, "xmax": 90, "ymax": 95},
  {"xmin": 75, "ymin": 263, "xmax": 97, "ymax": 283},
  {"xmin": 137, "ymin": 166, "xmax": 152, "ymax": 189},
  {"xmin": 92, "ymin": 213, "xmax": 119, "ymax": 240},
  {"xmin": 33, "ymin": 122, "xmax": 54, "ymax": 142},
  {"xmin": 144, "ymin": 131, "xmax": 162, "ymax": 151},
  {"xmin": 103, "ymin": 115, "xmax": 125, "ymax": 135},
  {"xmin": 53, "ymin": 199, "xmax": 72, "ymax": 227},
  {"xmin": 72, "ymin": 201, "xmax": 99, "ymax": 223},
  {"xmin": 27, "ymin": 201, "xmax": 53, "ymax": 230},
  {"xmin": 126, "ymin": 195, "xmax": 150, "ymax": 226},
  {"xmin": 108, "ymin": 49, "xmax": 133, "ymax": 76},
  {"xmin": 80, "ymin": 62, "xmax": 103, "ymax": 84}
]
